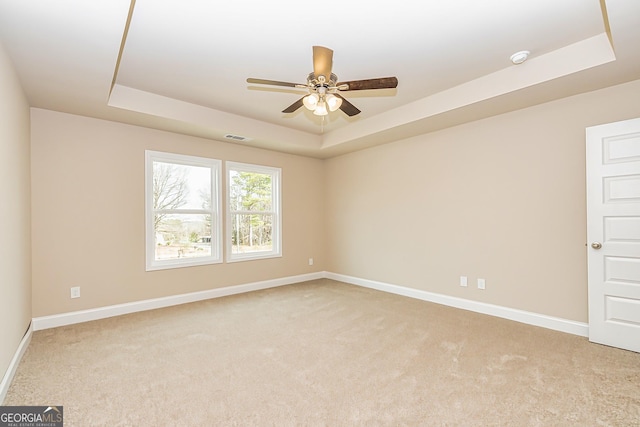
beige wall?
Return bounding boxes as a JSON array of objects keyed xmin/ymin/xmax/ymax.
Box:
[
  {"xmin": 326, "ymin": 79, "xmax": 640, "ymax": 323},
  {"xmin": 30, "ymin": 109, "xmax": 325, "ymax": 317},
  {"xmin": 25, "ymin": 77, "xmax": 640, "ymax": 324},
  {"xmin": 0, "ymin": 42, "xmax": 31, "ymax": 384}
]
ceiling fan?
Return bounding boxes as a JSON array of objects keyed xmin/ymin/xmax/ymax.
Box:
[{"xmin": 247, "ymin": 46, "xmax": 398, "ymax": 117}]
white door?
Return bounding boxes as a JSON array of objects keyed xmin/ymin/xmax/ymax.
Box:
[{"xmin": 587, "ymin": 117, "xmax": 640, "ymax": 353}]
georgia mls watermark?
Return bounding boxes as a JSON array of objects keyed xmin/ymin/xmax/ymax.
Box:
[{"xmin": 0, "ymin": 406, "xmax": 63, "ymax": 427}]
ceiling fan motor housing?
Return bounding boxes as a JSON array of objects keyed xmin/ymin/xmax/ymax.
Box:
[{"xmin": 307, "ymin": 73, "xmax": 339, "ymax": 91}]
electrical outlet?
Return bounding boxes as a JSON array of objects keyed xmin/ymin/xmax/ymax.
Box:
[
  {"xmin": 308, "ymin": 258, "xmax": 314, "ymax": 266},
  {"xmin": 70, "ymin": 287, "xmax": 81, "ymax": 298},
  {"xmin": 477, "ymin": 279, "xmax": 486, "ymax": 290},
  {"xmin": 460, "ymin": 276, "xmax": 468, "ymax": 287}
]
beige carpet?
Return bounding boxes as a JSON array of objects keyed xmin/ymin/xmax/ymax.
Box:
[{"xmin": 4, "ymin": 279, "xmax": 640, "ymax": 426}]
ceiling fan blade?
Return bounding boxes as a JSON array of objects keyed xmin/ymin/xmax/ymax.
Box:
[
  {"xmin": 247, "ymin": 78, "xmax": 300, "ymax": 88},
  {"xmin": 335, "ymin": 94, "xmax": 361, "ymax": 117},
  {"xmin": 282, "ymin": 97, "xmax": 305, "ymax": 114},
  {"xmin": 312, "ymin": 46, "xmax": 333, "ymax": 80},
  {"xmin": 337, "ymin": 77, "xmax": 398, "ymax": 91}
]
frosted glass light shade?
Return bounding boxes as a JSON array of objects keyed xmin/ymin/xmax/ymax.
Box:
[
  {"xmin": 303, "ymin": 93, "xmax": 319, "ymax": 110},
  {"xmin": 326, "ymin": 94, "xmax": 342, "ymax": 112},
  {"xmin": 313, "ymin": 101, "xmax": 328, "ymax": 116}
]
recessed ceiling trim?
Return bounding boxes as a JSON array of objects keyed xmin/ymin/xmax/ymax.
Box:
[
  {"xmin": 108, "ymin": 84, "xmax": 322, "ymax": 150},
  {"xmin": 110, "ymin": 0, "xmax": 136, "ymax": 96},
  {"xmin": 600, "ymin": 0, "xmax": 613, "ymax": 48},
  {"xmin": 109, "ymin": 32, "xmax": 616, "ymax": 153},
  {"xmin": 321, "ymin": 32, "xmax": 616, "ymax": 150}
]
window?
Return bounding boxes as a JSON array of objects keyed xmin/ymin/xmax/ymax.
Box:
[
  {"xmin": 145, "ymin": 151, "xmax": 222, "ymax": 270},
  {"xmin": 226, "ymin": 162, "xmax": 281, "ymax": 262}
]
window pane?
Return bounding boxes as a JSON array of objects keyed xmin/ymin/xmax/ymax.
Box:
[
  {"xmin": 226, "ymin": 161, "xmax": 280, "ymax": 262},
  {"xmin": 229, "ymin": 171, "xmax": 272, "ymax": 212},
  {"xmin": 153, "ymin": 162, "xmax": 211, "ymax": 210},
  {"xmin": 154, "ymin": 213, "xmax": 213, "ymax": 260},
  {"xmin": 146, "ymin": 151, "xmax": 222, "ymax": 271},
  {"xmin": 230, "ymin": 213, "xmax": 273, "ymax": 254}
]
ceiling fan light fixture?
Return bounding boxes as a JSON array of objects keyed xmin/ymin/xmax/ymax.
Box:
[
  {"xmin": 303, "ymin": 93, "xmax": 319, "ymax": 110},
  {"xmin": 326, "ymin": 94, "xmax": 342, "ymax": 112}
]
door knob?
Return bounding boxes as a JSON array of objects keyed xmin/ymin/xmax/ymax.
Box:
[{"xmin": 591, "ymin": 242, "xmax": 602, "ymax": 249}]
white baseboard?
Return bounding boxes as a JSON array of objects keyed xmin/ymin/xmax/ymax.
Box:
[
  {"xmin": 1, "ymin": 322, "xmax": 32, "ymax": 404},
  {"xmin": 325, "ymin": 272, "xmax": 589, "ymax": 337},
  {"xmin": 32, "ymin": 272, "xmax": 323, "ymax": 331},
  {"xmin": 31, "ymin": 270, "xmax": 588, "ymax": 338}
]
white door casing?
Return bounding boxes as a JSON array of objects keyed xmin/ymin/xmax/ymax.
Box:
[{"xmin": 586, "ymin": 117, "xmax": 640, "ymax": 353}]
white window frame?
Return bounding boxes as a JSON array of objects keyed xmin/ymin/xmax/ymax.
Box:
[
  {"xmin": 226, "ymin": 161, "xmax": 282, "ymax": 262},
  {"xmin": 145, "ymin": 150, "xmax": 222, "ymax": 271}
]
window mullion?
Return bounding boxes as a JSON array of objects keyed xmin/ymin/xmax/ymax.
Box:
[
  {"xmin": 155, "ymin": 208, "xmax": 213, "ymax": 215},
  {"xmin": 229, "ymin": 210, "xmax": 275, "ymax": 215}
]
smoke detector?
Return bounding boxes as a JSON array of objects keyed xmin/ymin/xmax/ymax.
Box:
[{"xmin": 510, "ymin": 50, "xmax": 530, "ymax": 65}]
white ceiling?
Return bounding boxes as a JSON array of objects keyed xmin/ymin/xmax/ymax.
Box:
[{"xmin": 0, "ymin": 0, "xmax": 639, "ymax": 158}]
